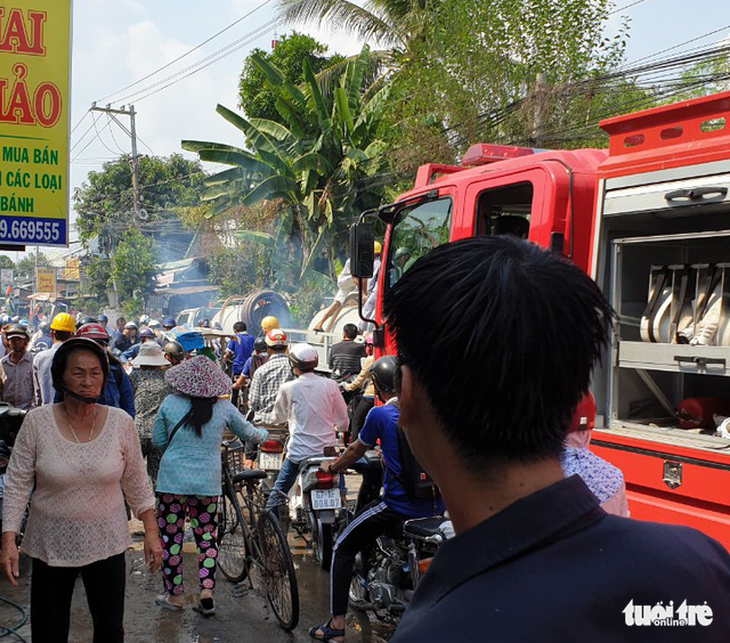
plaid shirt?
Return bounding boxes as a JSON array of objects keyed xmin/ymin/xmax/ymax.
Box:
[{"xmin": 248, "ymin": 353, "xmax": 293, "ymax": 418}]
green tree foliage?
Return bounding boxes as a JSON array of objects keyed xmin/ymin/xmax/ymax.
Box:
[
  {"xmin": 182, "ymin": 45, "xmax": 392, "ymax": 291},
  {"xmin": 16, "ymin": 252, "xmax": 51, "ymax": 282},
  {"xmin": 74, "ymin": 153, "xmax": 206, "ymax": 243},
  {"xmin": 110, "ymin": 229, "xmax": 158, "ymax": 316},
  {"xmin": 0, "ymin": 255, "xmax": 15, "ymax": 269},
  {"xmin": 384, "ymin": 0, "xmax": 633, "ymax": 162},
  {"xmin": 238, "ymin": 32, "xmax": 344, "ymax": 122}
]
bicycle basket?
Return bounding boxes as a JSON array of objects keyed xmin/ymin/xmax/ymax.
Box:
[{"xmin": 225, "ymin": 443, "xmax": 247, "ymax": 478}]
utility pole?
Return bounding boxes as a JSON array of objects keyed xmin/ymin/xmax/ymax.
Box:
[
  {"xmin": 89, "ymin": 103, "xmax": 141, "ymax": 216},
  {"xmin": 531, "ymin": 73, "xmax": 548, "ymax": 147},
  {"xmin": 89, "ymin": 103, "xmax": 142, "ymax": 310}
]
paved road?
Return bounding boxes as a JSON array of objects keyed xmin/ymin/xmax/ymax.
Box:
[{"xmin": 0, "ymin": 531, "xmax": 394, "ymax": 642}]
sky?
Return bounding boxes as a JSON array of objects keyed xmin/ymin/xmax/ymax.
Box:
[{"xmin": 9, "ymin": 0, "xmax": 730, "ymax": 257}]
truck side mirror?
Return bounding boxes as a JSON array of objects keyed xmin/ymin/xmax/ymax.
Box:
[{"xmin": 350, "ymin": 223, "xmax": 374, "ymax": 278}]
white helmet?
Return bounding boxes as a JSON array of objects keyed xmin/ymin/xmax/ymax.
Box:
[
  {"xmin": 288, "ymin": 342, "xmax": 318, "ymax": 372},
  {"xmin": 139, "ymin": 314, "xmax": 151, "ymax": 325}
]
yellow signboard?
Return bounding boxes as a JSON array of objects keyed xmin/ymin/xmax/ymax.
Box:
[
  {"xmin": 35, "ymin": 266, "xmax": 55, "ymax": 293},
  {"xmin": 0, "ymin": 1, "xmax": 71, "ymax": 246},
  {"xmin": 63, "ymin": 257, "xmax": 78, "ymax": 279}
]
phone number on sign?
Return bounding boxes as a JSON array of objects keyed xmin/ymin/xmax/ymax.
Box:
[{"xmin": 0, "ymin": 219, "xmax": 62, "ymax": 243}]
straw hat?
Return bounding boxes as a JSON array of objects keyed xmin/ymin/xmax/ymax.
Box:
[
  {"xmin": 131, "ymin": 342, "xmax": 169, "ymax": 367},
  {"xmin": 164, "ymin": 355, "xmax": 231, "ymax": 398}
]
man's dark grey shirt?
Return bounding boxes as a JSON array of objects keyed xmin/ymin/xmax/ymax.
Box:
[{"xmin": 392, "ymin": 475, "xmax": 730, "ymax": 642}]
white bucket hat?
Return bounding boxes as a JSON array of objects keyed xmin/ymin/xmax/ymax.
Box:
[{"xmin": 131, "ymin": 341, "xmax": 169, "ymax": 367}]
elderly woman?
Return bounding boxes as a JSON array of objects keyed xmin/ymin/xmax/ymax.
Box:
[
  {"xmin": 153, "ymin": 355, "xmax": 267, "ymax": 616},
  {"xmin": 129, "ymin": 342, "xmax": 172, "ymax": 484},
  {"xmin": 0, "ymin": 337, "xmax": 161, "ymax": 642}
]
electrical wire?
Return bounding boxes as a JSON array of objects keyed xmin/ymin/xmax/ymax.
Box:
[
  {"xmin": 609, "ymin": 0, "xmax": 649, "ymax": 14},
  {"xmin": 0, "ymin": 595, "xmax": 29, "ymax": 642},
  {"xmin": 112, "ymin": 18, "xmax": 282, "ymax": 105},
  {"xmin": 97, "ymin": 0, "xmax": 277, "ymax": 103}
]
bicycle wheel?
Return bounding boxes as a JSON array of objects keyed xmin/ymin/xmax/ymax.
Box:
[
  {"xmin": 257, "ymin": 509, "xmax": 299, "ymax": 631},
  {"xmin": 217, "ymin": 489, "xmax": 249, "ymax": 583}
]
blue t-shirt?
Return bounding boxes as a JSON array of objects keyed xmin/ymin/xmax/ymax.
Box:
[
  {"xmin": 358, "ymin": 403, "xmax": 444, "ymax": 518},
  {"xmin": 227, "ymin": 333, "xmax": 255, "ymax": 374}
]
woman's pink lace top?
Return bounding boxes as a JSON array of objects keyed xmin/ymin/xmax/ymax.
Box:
[{"xmin": 2, "ymin": 404, "xmax": 155, "ymax": 566}]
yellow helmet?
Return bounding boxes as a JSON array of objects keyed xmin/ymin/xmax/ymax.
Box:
[
  {"xmin": 50, "ymin": 312, "xmax": 76, "ymax": 333},
  {"xmin": 374, "ymin": 240, "xmax": 382, "ymax": 255},
  {"xmin": 261, "ymin": 315, "xmax": 280, "ymax": 334}
]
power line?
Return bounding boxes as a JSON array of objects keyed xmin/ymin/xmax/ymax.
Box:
[
  {"xmin": 97, "ymin": 0, "xmax": 276, "ymax": 103},
  {"xmin": 609, "ymin": 0, "xmax": 649, "ymax": 15},
  {"xmin": 112, "ymin": 17, "xmax": 282, "ymax": 105}
]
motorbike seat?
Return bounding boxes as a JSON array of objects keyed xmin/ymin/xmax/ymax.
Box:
[
  {"xmin": 402, "ymin": 516, "xmax": 446, "ymax": 539},
  {"xmin": 232, "ymin": 469, "xmax": 268, "ymax": 484}
]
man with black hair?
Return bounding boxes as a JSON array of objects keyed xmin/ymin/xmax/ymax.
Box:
[
  {"xmin": 225, "ymin": 321, "xmax": 254, "ymax": 407},
  {"xmin": 328, "ymin": 323, "xmax": 366, "ymax": 384},
  {"xmin": 386, "ymin": 237, "xmax": 730, "ymax": 642},
  {"xmin": 310, "ymin": 355, "xmax": 444, "ymax": 643}
]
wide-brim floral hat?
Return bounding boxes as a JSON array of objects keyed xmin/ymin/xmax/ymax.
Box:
[{"xmin": 164, "ymin": 355, "xmax": 231, "ymax": 398}]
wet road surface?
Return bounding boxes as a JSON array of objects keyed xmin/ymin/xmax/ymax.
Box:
[{"xmin": 0, "ymin": 529, "xmax": 395, "ymax": 642}]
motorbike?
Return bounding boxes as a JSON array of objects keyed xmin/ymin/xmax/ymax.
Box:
[
  {"xmin": 339, "ymin": 454, "xmax": 452, "ymax": 621},
  {"xmin": 0, "ymin": 403, "xmax": 28, "ymax": 535},
  {"xmin": 288, "ymin": 454, "xmax": 342, "ymax": 570}
]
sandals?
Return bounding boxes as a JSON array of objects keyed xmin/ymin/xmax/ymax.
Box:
[
  {"xmin": 309, "ymin": 620, "xmax": 345, "ymax": 642},
  {"xmin": 155, "ymin": 594, "xmax": 182, "ymax": 611},
  {"xmin": 195, "ymin": 596, "xmax": 216, "ymax": 617}
]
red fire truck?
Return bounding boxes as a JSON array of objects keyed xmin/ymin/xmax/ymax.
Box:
[{"xmin": 351, "ymin": 90, "xmax": 730, "ymax": 549}]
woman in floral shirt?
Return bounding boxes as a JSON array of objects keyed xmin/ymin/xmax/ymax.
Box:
[{"xmin": 130, "ymin": 342, "xmax": 172, "ymax": 483}]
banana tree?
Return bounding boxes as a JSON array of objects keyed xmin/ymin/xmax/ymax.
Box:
[{"xmin": 181, "ymin": 44, "xmax": 391, "ymax": 289}]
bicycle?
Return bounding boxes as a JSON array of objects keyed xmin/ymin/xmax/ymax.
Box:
[{"xmin": 217, "ymin": 440, "xmax": 299, "ymax": 631}]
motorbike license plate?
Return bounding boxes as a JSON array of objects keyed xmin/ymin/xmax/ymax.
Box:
[
  {"xmin": 311, "ymin": 489, "xmax": 341, "ymax": 510},
  {"xmin": 259, "ymin": 451, "xmax": 282, "ymax": 470}
]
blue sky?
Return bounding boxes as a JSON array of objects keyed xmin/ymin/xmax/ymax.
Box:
[{"xmin": 54, "ymin": 0, "xmax": 730, "ymax": 239}]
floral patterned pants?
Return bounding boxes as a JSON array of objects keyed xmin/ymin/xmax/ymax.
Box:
[{"xmin": 156, "ymin": 493, "xmax": 218, "ymax": 595}]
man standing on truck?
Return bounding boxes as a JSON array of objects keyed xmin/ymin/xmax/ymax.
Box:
[{"xmin": 385, "ymin": 236, "xmax": 730, "ymax": 642}]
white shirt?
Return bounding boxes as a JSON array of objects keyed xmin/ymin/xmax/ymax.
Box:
[
  {"xmin": 32, "ymin": 342, "xmax": 60, "ymax": 406},
  {"xmin": 262, "ymin": 372, "xmax": 348, "ymax": 462}
]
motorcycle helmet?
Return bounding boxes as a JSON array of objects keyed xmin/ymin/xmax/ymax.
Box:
[
  {"xmin": 163, "ymin": 340, "xmax": 186, "ymax": 364},
  {"xmin": 51, "ymin": 337, "xmax": 110, "ymax": 395},
  {"xmin": 148, "ymin": 319, "xmax": 162, "ymax": 330},
  {"xmin": 5, "ymin": 324, "xmax": 30, "ymax": 340},
  {"xmin": 288, "ymin": 343, "xmax": 318, "ymax": 372},
  {"xmin": 374, "ymin": 240, "xmax": 382, "ymax": 255},
  {"xmin": 50, "ymin": 312, "xmax": 76, "ymax": 333},
  {"xmin": 76, "ymin": 315, "xmax": 98, "ymax": 329},
  {"xmin": 139, "ymin": 327, "xmax": 156, "ymax": 340},
  {"xmin": 253, "ymin": 337, "xmax": 267, "ymax": 354},
  {"xmin": 139, "ymin": 314, "xmax": 151, "ymax": 326},
  {"xmin": 76, "ymin": 322, "xmax": 110, "ymax": 345},
  {"xmin": 98, "ymin": 314, "xmax": 109, "ymax": 325},
  {"xmin": 265, "ymin": 328, "xmax": 287, "ymax": 348},
  {"xmin": 39, "ymin": 321, "xmax": 51, "ymax": 333},
  {"xmin": 124, "ymin": 321, "xmax": 138, "ymax": 331},
  {"xmin": 370, "ymin": 356, "xmax": 398, "ymax": 395},
  {"xmin": 261, "ymin": 315, "xmax": 280, "ymax": 334},
  {"xmin": 163, "ymin": 317, "xmax": 177, "ymax": 329}
]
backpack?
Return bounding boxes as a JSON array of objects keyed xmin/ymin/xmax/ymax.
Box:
[{"xmin": 395, "ymin": 424, "xmax": 440, "ymax": 500}]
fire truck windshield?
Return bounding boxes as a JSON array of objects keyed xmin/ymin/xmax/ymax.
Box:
[{"xmin": 387, "ymin": 197, "xmax": 452, "ymax": 289}]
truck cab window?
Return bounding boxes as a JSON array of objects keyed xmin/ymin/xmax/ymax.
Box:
[
  {"xmin": 388, "ymin": 198, "xmax": 452, "ymax": 287},
  {"xmin": 476, "ymin": 182, "xmax": 533, "ymax": 238}
]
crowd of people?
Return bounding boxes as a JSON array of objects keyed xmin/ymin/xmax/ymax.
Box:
[{"xmin": 2, "ymin": 234, "xmax": 730, "ymax": 642}]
